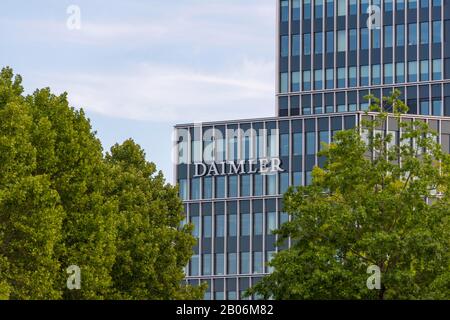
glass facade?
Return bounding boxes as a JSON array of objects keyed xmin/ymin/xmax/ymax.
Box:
[
  {"xmin": 277, "ymin": 0, "xmax": 450, "ymax": 117},
  {"xmin": 176, "ymin": 0, "xmax": 450, "ymax": 300}
]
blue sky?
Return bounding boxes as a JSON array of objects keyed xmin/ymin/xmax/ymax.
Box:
[{"xmin": 0, "ymin": 0, "xmax": 276, "ymax": 182}]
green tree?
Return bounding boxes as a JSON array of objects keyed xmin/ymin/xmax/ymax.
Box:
[
  {"xmin": 249, "ymin": 91, "xmax": 450, "ymax": 299},
  {"xmin": 106, "ymin": 139, "xmax": 205, "ymax": 299},
  {"xmin": 0, "ymin": 67, "xmax": 203, "ymax": 300}
]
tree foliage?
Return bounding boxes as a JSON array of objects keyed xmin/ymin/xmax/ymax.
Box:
[
  {"xmin": 249, "ymin": 90, "xmax": 450, "ymax": 299},
  {"xmin": 0, "ymin": 67, "xmax": 203, "ymax": 300}
]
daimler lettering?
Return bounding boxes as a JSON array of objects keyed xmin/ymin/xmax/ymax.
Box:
[{"xmin": 194, "ymin": 158, "xmax": 284, "ymax": 177}]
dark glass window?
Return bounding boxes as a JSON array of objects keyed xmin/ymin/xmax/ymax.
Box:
[
  {"xmin": 361, "ymin": 28, "xmax": 369, "ymax": 49},
  {"xmin": 396, "ymin": 24, "xmax": 405, "ymax": 46},
  {"xmin": 304, "ymin": 33, "xmax": 311, "ymax": 55},
  {"xmin": 337, "ymin": 67, "xmax": 346, "ymax": 88},
  {"xmin": 215, "ymin": 253, "xmax": 224, "ymax": 275},
  {"xmin": 280, "ymin": 172, "xmax": 289, "ymax": 194},
  {"xmin": 432, "ymin": 100, "xmax": 442, "ymax": 116},
  {"xmin": 281, "ymin": 35, "xmax": 289, "ymax": 57},
  {"xmin": 384, "ymin": 26, "xmax": 393, "ymax": 48},
  {"xmin": 319, "ymin": 131, "xmax": 330, "ymax": 150},
  {"xmin": 372, "ymin": 64, "xmax": 381, "ymax": 85},
  {"xmin": 349, "ymin": 29, "xmax": 357, "ymax": 51},
  {"xmin": 385, "ymin": 0, "xmax": 393, "ymax": 11},
  {"xmin": 241, "ymin": 213, "xmax": 251, "ymax": 236},
  {"xmin": 203, "ymin": 176, "xmax": 212, "ymax": 199},
  {"xmin": 292, "ymin": 34, "xmax": 300, "ymax": 56},
  {"xmin": 315, "ymin": 32, "xmax": 323, "ymax": 54},
  {"xmin": 372, "ymin": 29, "xmax": 381, "ymax": 49},
  {"xmin": 408, "ymin": 23, "xmax": 417, "ymax": 45},
  {"xmin": 293, "ymin": 132, "xmax": 303, "ymax": 156},
  {"xmin": 281, "ymin": 134, "xmax": 289, "ymax": 156},
  {"xmin": 384, "ymin": 63, "xmax": 394, "ymax": 84},
  {"xmin": 397, "ymin": 0, "xmax": 405, "ymax": 10},
  {"xmin": 349, "ymin": 66, "xmax": 357, "ymax": 87},
  {"xmin": 350, "ymin": 0, "xmax": 357, "ymax": 14},
  {"xmin": 408, "ymin": 61, "xmax": 417, "ymax": 82},
  {"xmin": 314, "ymin": 70, "xmax": 323, "ymax": 90},
  {"xmin": 315, "ymin": 0, "xmax": 323, "ymax": 18},
  {"xmin": 254, "ymin": 174, "xmax": 263, "ymax": 196},
  {"xmin": 420, "ymin": 60, "xmax": 429, "ymax": 81},
  {"xmin": 326, "ymin": 68, "xmax": 334, "ymax": 89},
  {"xmin": 228, "ymin": 213, "xmax": 237, "ymax": 236},
  {"xmin": 306, "ymin": 132, "xmax": 316, "ymax": 155},
  {"xmin": 432, "ymin": 59, "xmax": 442, "ymax": 80},
  {"xmin": 326, "ymin": 31, "xmax": 334, "ymax": 53},
  {"xmin": 292, "ymin": 0, "xmax": 301, "ymax": 20},
  {"xmin": 203, "ymin": 254, "xmax": 212, "ymax": 275},
  {"xmin": 266, "ymin": 212, "xmax": 277, "ymax": 234},
  {"xmin": 304, "ymin": 0, "xmax": 311, "ymax": 19},
  {"xmin": 253, "ymin": 213, "xmax": 263, "ymax": 235},
  {"xmin": 191, "ymin": 178, "xmax": 201, "ymax": 200},
  {"xmin": 228, "ymin": 253, "xmax": 237, "ymax": 274},
  {"xmin": 190, "ymin": 255, "xmax": 199, "ymax": 276},
  {"xmin": 420, "ymin": 22, "xmax": 429, "ymax": 45},
  {"xmin": 241, "ymin": 252, "xmax": 250, "ymax": 274},
  {"xmin": 203, "ymin": 215, "xmax": 212, "ymax": 238},
  {"xmin": 361, "ymin": 65, "xmax": 370, "ymax": 86},
  {"xmin": 253, "ymin": 252, "xmax": 263, "ymax": 274},
  {"xmin": 420, "ymin": 101, "xmax": 429, "ymax": 115},
  {"xmin": 241, "ymin": 175, "xmax": 251, "ymax": 197},
  {"xmin": 408, "ymin": 0, "xmax": 417, "ymax": 9},
  {"xmin": 396, "ymin": 62, "xmax": 405, "ymax": 83},
  {"xmin": 215, "ymin": 214, "xmax": 225, "ymax": 237},
  {"xmin": 228, "ymin": 176, "xmax": 238, "ymax": 197},
  {"xmin": 216, "ymin": 176, "xmax": 225, "ymax": 198},
  {"xmin": 191, "ymin": 216, "xmax": 200, "ymax": 238},
  {"xmin": 281, "ymin": 0, "xmax": 289, "ymax": 22},
  {"xmin": 433, "ymin": 21, "xmax": 442, "ymax": 44},
  {"xmin": 432, "ymin": 0, "xmax": 442, "ymax": 7},
  {"xmin": 326, "ymin": 0, "xmax": 334, "ymax": 17}
]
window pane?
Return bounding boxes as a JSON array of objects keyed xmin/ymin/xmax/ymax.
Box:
[
  {"xmin": 280, "ymin": 72, "xmax": 288, "ymax": 93},
  {"xmin": 281, "ymin": 0, "xmax": 289, "ymax": 22},
  {"xmin": 433, "ymin": 21, "xmax": 442, "ymax": 43},
  {"xmin": 253, "ymin": 252, "xmax": 263, "ymax": 274},
  {"xmin": 338, "ymin": 0, "xmax": 346, "ymax": 15},
  {"xmin": 215, "ymin": 253, "xmax": 224, "ymax": 275},
  {"xmin": 361, "ymin": 28, "xmax": 369, "ymax": 49},
  {"xmin": 228, "ymin": 213, "xmax": 237, "ymax": 236},
  {"xmin": 292, "ymin": 34, "xmax": 300, "ymax": 56},
  {"xmin": 315, "ymin": 32, "xmax": 323, "ymax": 54},
  {"xmin": 215, "ymin": 214, "xmax": 225, "ymax": 237},
  {"xmin": 349, "ymin": 29, "xmax": 357, "ymax": 50},
  {"xmin": 432, "ymin": 59, "xmax": 442, "ymax": 80},
  {"xmin": 293, "ymin": 132, "xmax": 303, "ymax": 156},
  {"xmin": 203, "ymin": 254, "xmax": 212, "ymax": 275},
  {"xmin": 216, "ymin": 176, "xmax": 225, "ymax": 198},
  {"xmin": 408, "ymin": 23, "xmax": 417, "ymax": 45},
  {"xmin": 420, "ymin": 22, "xmax": 429, "ymax": 44},
  {"xmin": 241, "ymin": 213, "xmax": 250, "ymax": 236},
  {"xmin": 228, "ymin": 253, "xmax": 237, "ymax": 274},
  {"xmin": 384, "ymin": 26, "xmax": 393, "ymax": 48},
  {"xmin": 240, "ymin": 252, "xmax": 250, "ymax": 274},
  {"xmin": 396, "ymin": 25, "xmax": 405, "ymax": 46},
  {"xmin": 384, "ymin": 63, "xmax": 393, "ymax": 84},
  {"xmin": 281, "ymin": 35, "xmax": 289, "ymax": 57},
  {"xmin": 420, "ymin": 60, "xmax": 429, "ymax": 81},
  {"xmin": 203, "ymin": 215, "xmax": 212, "ymax": 238},
  {"xmin": 304, "ymin": 33, "xmax": 311, "ymax": 55},
  {"xmin": 266, "ymin": 212, "xmax": 277, "ymax": 234},
  {"xmin": 396, "ymin": 62, "xmax": 405, "ymax": 83},
  {"xmin": 326, "ymin": 31, "xmax": 334, "ymax": 53},
  {"xmin": 306, "ymin": 132, "xmax": 316, "ymax": 155},
  {"xmin": 254, "ymin": 213, "xmax": 263, "ymax": 235},
  {"xmin": 337, "ymin": 30, "xmax": 346, "ymax": 52},
  {"xmin": 292, "ymin": 0, "xmax": 301, "ymax": 20},
  {"xmin": 408, "ymin": 61, "xmax": 417, "ymax": 82}
]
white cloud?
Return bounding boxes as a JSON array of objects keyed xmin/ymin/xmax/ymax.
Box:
[{"xmin": 34, "ymin": 58, "xmax": 275, "ymax": 123}]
